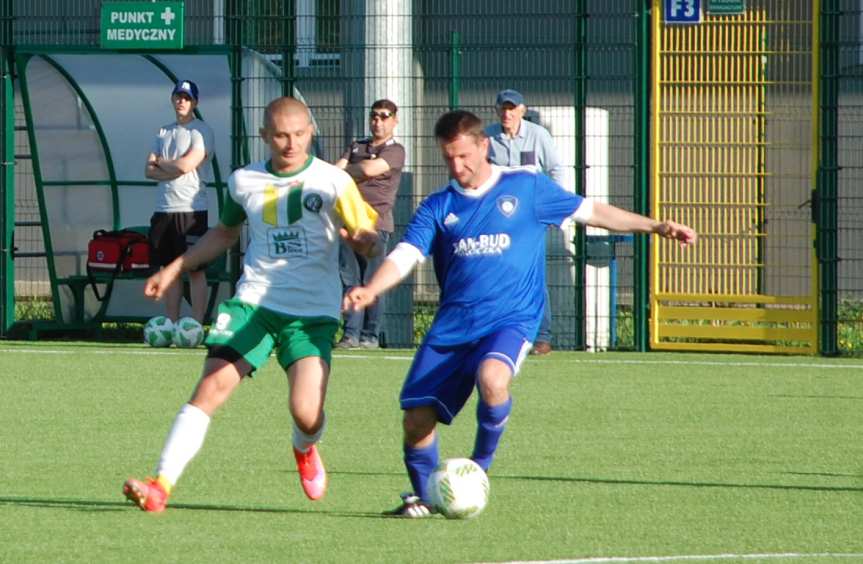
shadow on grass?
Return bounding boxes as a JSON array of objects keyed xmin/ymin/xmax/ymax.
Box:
[
  {"xmin": 493, "ymin": 475, "xmax": 863, "ymax": 493},
  {"xmin": 0, "ymin": 496, "xmax": 382, "ymax": 517}
]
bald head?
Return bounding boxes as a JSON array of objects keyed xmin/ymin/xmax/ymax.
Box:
[
  {"xmin": 263, "ymin": 97, "xmax": 312, "ymax": 131},
  {"xmin": 260, "ymin": 97, "xmax": 316, "ymax": 173}
]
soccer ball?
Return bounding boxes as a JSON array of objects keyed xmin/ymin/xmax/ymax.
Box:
[
  {"xmin": 427, "ymin": 458, "xmax": 490, "ymax": 519},
  {"xmin": 144, "ymin": 316, "xmax": 174, "ymax": 348},
  {"xmin": 172, "ymin": 317, "xmax": 205, "ymax": 348}
]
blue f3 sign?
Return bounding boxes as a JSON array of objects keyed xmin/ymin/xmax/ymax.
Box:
[{"xmin": 664, "ymin": 0, "xmax": 701, "ymax": 24}]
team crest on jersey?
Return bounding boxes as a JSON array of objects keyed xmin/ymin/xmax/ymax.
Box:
[
  {"xmin": 303, "ymin": 193, "xmax": 323, "ymax": 213},
  {"xmin": 497, "ymin": 196, "xmax": 518, "ymax": 217}
]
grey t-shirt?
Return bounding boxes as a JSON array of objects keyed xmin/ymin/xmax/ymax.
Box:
[{"xmin": 151, "ymin": 119, "xmax": 215, "ymax": 212}]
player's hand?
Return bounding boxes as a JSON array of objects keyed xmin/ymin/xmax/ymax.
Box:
[
  {"xmin": 340, "ymin": 228, "xmax": 380, "ymax": 257},
  {"xmin": 656, "ymin": 220, "xmax": 697, "ymax": 247},
  {"xmin": 342, "ymin": 285, "xmax": 377, "ymax": 313},
  {"xmin": 143, "ymin": 261, "xmax": 181, "ymax": 300}
]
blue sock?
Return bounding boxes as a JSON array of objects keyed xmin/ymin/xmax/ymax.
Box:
[
  {"xmin": 471, "ymin": 396, "xmax": 513, "ymax": 472},
  {"xmin": 404, "ymin": 434, "xmax": 439, "ymax": 503}
]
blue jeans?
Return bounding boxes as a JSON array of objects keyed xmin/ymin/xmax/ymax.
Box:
[
  {"xmin": 536, "ymin": 285, "xmax": 552, "ymax": 343},
  {"xmin": 339, "ymin": 231, "xmax": 391, "ymax": 343}
]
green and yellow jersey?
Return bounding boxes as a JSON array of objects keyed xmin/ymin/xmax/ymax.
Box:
[{"xmin": 222, "ymin": 157, "xmax": 377, "ymax": 319}]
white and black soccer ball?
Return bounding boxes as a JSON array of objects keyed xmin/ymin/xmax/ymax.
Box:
[
  {"xmin": 172, "ymin": 317, "xmax": 205, "ymax": 348},
  {"xmin": 427, "ymin": 458, "xmax": 490, "ymax": 519},
  {"xmin": 144, "ymin": 316, "xmax": 174, "ymax": 348}
]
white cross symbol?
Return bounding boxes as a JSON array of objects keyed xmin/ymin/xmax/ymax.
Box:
[{"xmin": 160, "ymin": 7, "xmax": 175, "ymax": 26}]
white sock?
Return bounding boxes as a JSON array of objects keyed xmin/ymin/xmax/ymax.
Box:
[
  {"xmin": 155, "ymin": 403, "xmax": 211, "ymax": 486},
  {"xmin": 292, "ymin": 413, "xmax": 326, "ymax": 453}
]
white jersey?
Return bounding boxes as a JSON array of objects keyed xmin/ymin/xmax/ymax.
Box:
[
  {"xmin": 223, "ymin": 158, "xmax": 378, "ymax": 319},
  {"xmin": 151, "ymin": 119, "xmax": 215, "ymax": 212}
]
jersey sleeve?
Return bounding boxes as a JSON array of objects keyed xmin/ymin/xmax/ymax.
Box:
[
  {"xmin": 219, "ymin": 178, "xmax": 247, "ymax": 226},
  {"xmin": 334, "ymin": 176, "xmax": 378, "ymax": 234},
  {"xmin": 189, "ymin": 128, "xmax": 205, "ymax": 152},
  {"xmin": 533, "ymin": 173, "xmax": 585, "ymax": 226},
  {"xmin": 400, "ymin": 195, "xmax": 439, "ymax": 257}
]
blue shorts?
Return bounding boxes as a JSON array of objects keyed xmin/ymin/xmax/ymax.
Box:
[{"xmin": 400, "ymin": 327, "xmax": 532, "ymax": 424}]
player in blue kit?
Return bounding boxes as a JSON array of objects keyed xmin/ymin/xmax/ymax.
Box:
[{"xmin": 343, "ymin": 110, "xmax": 696, "ymax": 517}]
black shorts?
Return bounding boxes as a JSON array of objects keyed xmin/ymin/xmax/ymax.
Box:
[{"xmin": 149, "ymin": 211, "xmax": 208, "ymax": 270}]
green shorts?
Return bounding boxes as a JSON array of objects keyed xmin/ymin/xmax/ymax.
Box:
[{"xmin": 204, "ymin": 298, "xmax": 338, "ymax": 372}]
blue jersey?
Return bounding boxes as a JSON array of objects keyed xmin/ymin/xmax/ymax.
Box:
[{"xmin": 402, "ymin": 167, "xmax": 585, "ymax": 346}]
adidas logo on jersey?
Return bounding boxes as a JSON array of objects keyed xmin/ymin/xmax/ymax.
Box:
[
  {"xmin": 453, "ymin": 233, "xmax": 511, "ymax": 257},
  {"xmin": 444, "ymin": 213, "xmax": 459, "ymax": 226}
]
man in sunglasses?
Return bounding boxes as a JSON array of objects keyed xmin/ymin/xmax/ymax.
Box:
[{"xmin": 334, "ymin": 99, "xmax": 405, "ymax": 349}]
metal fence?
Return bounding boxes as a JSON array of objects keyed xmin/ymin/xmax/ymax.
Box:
[
  {"xmin": 837, "ymin": 0, "xmax": 863, "ymax": 354},
  {"xmin": 1, "ymin": 1, "xmax": 860, "ymax": 354}
]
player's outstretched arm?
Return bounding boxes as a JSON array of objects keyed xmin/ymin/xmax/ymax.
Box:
[
  {"xmin": 343, "ymin": 255, "xmax": 412, "ymax": 313},
  {"xmin": 344, "ymin": 242, "xmax": 423, "ymax": 311},
  {"xmin": 586, "ymin": 201, "xmax": 697, "ymax": 246},
  {"xmin": 144, "ymin": 223, "xmax": 241, "ymax": 301}
]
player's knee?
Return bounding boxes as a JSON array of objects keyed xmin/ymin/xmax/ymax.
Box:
[
  {"xmin": 476, "ymin": 369, "xmax": 511, "ymax": 404},
  {"xmin": 402, "ymin": 408, "xmax": 436, "ymax": 444},
  {"xmin": 289, "ymin": 400, "xmax": 324, "ymax": 431}
]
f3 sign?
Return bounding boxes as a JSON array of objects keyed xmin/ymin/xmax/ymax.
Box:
[{"xmin": 664, "ymin": 0, "xmax": 702, "ymax": 24}]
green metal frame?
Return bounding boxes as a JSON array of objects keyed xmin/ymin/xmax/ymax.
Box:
[
  {"xmin": 18, "ymin": 53, "xmax": 123, "ymax": 326},
  {"xmin": 817, "ymin": 0, "xmax": 839, "ymax": 355},
  {"xmin": 43, "ymin": 55, "xmax": 122, "ymax": 229},
  {"xmin": 16, "ymin": 54, "xmax": 64, "ymax": 323},
  {"xmin": 1, "ymin": 47, "xmax": 13, "ymax": 335},
  {"xmin": 448, "ymin": 31, "xmax": 461, "ymax": 110},
  {"xmin": 633, "ymin": 0, "xmax": 651, "ymax": 351},
  {"xmin": 572, "ymin": 0, "xmax": 587, "ymax": 350}
]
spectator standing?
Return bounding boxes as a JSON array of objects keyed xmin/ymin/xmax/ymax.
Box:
[
  {"xmin": 145, "ymin": 79, "xmax": 215, "ymax": 322},
  {"xmin": 334, "ymin": 99, "xmax": 405, "ymax": 349},
  {"xmin": 485, "ymin": 89, "xmax": 564, "ymax": 355}
]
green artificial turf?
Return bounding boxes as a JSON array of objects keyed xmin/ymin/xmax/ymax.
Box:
[{"xmin": 1, "ymin": 342, "xmax": 861, "ymax": 563}]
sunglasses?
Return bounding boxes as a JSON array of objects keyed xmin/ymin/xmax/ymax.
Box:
[{"xmin": 369, "ymin": 111, "xmax": 393, "ymax": 120}]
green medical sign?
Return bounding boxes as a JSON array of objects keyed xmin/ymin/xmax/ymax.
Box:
[
  {"xmin": 707, "ymin": 0, "xmax": 746, "ymax": 15},
  {"xmin": 100, "ymin": 2, "xmax": 184, "ymax": 49}
]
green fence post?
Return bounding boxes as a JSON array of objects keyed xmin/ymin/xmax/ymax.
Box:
[
  {"xmin": 227, "ymin": 0, "xmax": 244, "ymax": 172},
  {"xmin": 572, "ymin": 0, "xmax": 587, "ymax": 350},
  {"xmin": 449, "ymin": 31, "xmax": 460, "ymax": 110},
  {"xmin": 0, "ymin": 0, "xmax": 12, "ymax": 335},
  {"xmin": 633, "ymin": 0, "xmax": 651, "ymax": 351},
  {"xmin": 1, "ymin": 47, "xmax": 13, "ymax": 335},
  {"xmin": 818, "ymin": 0, "xmax": 839, "ymax": 356},
  {"xmin": 281, "ymin": 0, "xmax": 295, "ymax": 98}
]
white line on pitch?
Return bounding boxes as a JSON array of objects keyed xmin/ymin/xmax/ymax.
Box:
[
  {"xmin": 2, "ymin": 348, "xmax": 862, "ymax": 371},
  {"xmin": 560, "ymin": 358, "xmax": 863, "ymax": 370},
  {"xmin": 477, "ymin": 552, "xmax": 863, "ymax": 564}
]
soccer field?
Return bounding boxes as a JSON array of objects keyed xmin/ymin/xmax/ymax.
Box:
[{"xmin": 1, "ymin": 342, "xmax": 861, "ymax": 564}]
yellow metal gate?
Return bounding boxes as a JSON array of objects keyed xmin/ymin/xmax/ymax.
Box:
[{"xmin": 651, "ymin": 0, "xmax": 819, "ymax": 354}]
